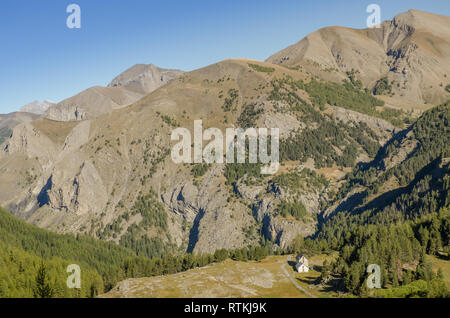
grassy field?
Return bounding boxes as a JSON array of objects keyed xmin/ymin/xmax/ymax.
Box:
[
  {"xmin": 101, "ymin": 254, "xmax": 337, "ymax": 298},
  {"xmin": 427, "ymin": 254, "xmax": 450, "ymax": 288},
  {"xmin": 100, "ymin": 252, "xmax": 449, "ymax": 298},
  {"xmin": 291, "ymin": 253, "xmax": 339, "ymax": 298}
]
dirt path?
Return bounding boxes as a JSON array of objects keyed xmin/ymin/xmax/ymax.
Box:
[{"xmin": 281, "ymin": 257, "xmax": 318, "ymax": 298}]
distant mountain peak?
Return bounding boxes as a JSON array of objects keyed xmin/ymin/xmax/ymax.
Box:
[
  {"xmin": 20, "ymin": 100, "xmax": 55, "ymax": 115},
  {"xmin": 108, "ymin": 63, "xmax": 184, "ymax": 95}
]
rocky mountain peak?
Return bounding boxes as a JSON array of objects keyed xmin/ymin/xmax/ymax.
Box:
[{"xmin": 108, "ymin": 63, "xmax": 184, "ymax": 95}]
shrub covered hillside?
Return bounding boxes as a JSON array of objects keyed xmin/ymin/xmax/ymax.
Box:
[{"xmin": 267, "ymin": 76, "xmax": 406, "ymax": 170}]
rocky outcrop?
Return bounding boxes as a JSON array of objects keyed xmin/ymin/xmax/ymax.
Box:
[
  {"xmin": 265, "ymin": 215, "xmax": 315, "ymax": 249},
  {"xmin": 161, "ymin": 164, "xmax": 259, "ymax": 253},
  {"xmin": 1, "ymin": 113, "xmax": 37, "ymax": 147},
  {"xmin": 332, "ymin": 106, "xmax": 396, "ymax": 143},
  {"xmin": 5, "ymin": 122, "xmax": 58, "ymax": 168},
  {"xmin": 162, "ymin": 182, "xmax": 200, "ymax": 223}
]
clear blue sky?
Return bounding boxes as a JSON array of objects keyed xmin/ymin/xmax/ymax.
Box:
[{"xmin": 0, "ymin": 0, "xmax": 449, "ymax": 113}]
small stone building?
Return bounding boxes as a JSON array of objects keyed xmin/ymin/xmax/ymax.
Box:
[{"xmin": 295, "ymin": 253, "xmax": 309, "ymax": 273}]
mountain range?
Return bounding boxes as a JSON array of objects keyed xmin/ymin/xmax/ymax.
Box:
[
  {"xmin": 0, "ymin": 9, "xmax": 448, "ymax": 298},
  {"xmin": 45, "ymin": 64, "xmax": 184, "ymax": 121}
]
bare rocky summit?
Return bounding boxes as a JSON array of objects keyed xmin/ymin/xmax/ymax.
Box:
[
  {"xmin": 108, "ymin": 64, "xmax": 184, "ymax": 95},
  {"xmin": 20, "ymin": 100, "xmax": 55, "ymax": 115}
]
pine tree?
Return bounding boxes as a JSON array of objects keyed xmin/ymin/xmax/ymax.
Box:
[
  {"xmin": 402, "ymin": 271, "xmax": 411, "ymax": 285},
  {"xmin": 392, "ymin": 271, "xmax": 399, "ymax": 288},
  {"xmin": 321, "ymin": 260, "xmax": 330, "ymax": 281},
  {"xmin": 34, "ymin": 263, "xmax": 54, "ymax": 298}
]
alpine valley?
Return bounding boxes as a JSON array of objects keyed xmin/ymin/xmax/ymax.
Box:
[{"xmin": 0, "ymin": 9, "xmax": 449, "ymax": 298}]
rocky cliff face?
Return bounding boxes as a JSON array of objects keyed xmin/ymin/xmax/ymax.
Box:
[{"xmin": 0, "ymin": 112, "xmax": 40, "ymax": 146}]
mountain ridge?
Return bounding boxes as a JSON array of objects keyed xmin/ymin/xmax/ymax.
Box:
[
  {"xmin": 44, "ymin": 64, "xmax": 184, "ymax": 122},
  {"xmin": 266, "ymin": 9, "xmax": 450, "ymax": 110}
]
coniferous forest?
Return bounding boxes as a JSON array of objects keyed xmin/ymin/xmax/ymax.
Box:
[
  {"xmin": 0, "ymin": 205, "xmax": 273, "ymax": 297},
  {"xmin": 288, "ymin": 103, "xmax": 450, "ymax": 297}
]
